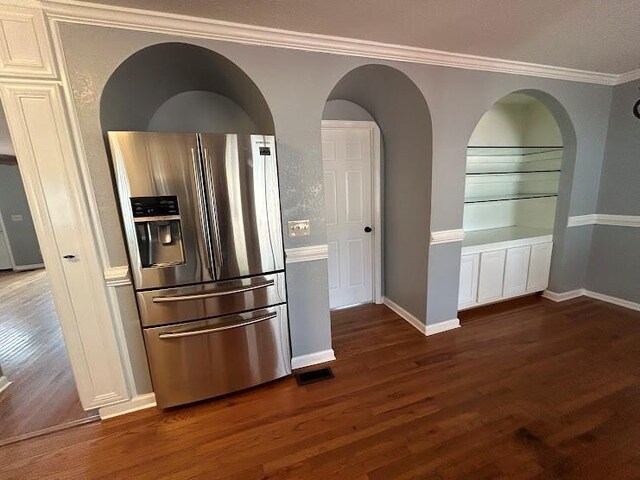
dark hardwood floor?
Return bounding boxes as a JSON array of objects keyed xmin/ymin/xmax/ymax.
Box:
[
  {"xmin": 0, "ymin": 269, "xmax": 98, "ymax": 445},
  {"xmin": 1, "ymin": 295, "xmax": 640, "ymax": 478}
]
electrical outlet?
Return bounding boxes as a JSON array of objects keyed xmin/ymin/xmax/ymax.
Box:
[
  {"xmin": 11, "ymin": 214, "xmax": 23, "ymax": 222},
  {"xmin": 288, "ymin": 219, "xmax": 310, "ymax": 237}
]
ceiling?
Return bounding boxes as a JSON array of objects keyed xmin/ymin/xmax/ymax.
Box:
[{"xmin": 81, "ymin": 0, "xmax": 640, "ymax": 75}]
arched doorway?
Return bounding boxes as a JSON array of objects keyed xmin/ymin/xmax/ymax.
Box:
[{"xmin": 321, "ymin": 65, "xmax": 433, "ymax": 324}]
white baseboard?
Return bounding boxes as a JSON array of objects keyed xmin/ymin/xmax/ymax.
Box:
[
  {"xmin": 542, "ymin": 289, "xmax": 585, "ymax": 302},
  {"xmin": 583, "ymin": 290, "xmax": 640, "ymax": 312},
  {"xmin": 0, "ymin": 375, "xmax": 11, "ymax": 395},
  {"xmin": 425, "ymin": 318, "xmax": 461, "ymax": 336},
  {"xmin": 13, "ymin": 263, "xmax": 45, "ymax": 271},
  {"xmin": 383, "ymin": 296, "xmax": 426, "ymax": 334},
  {"xmin": 291, "ymin": 349, "xmax": 336, "ymax": 370},
  {"xmin": 543, "ymin": 289, "xmax": 640, "ymax": 312},
  {"xmin": 98, "ymin": 393, "xmax": 156, "ymax": 420}
]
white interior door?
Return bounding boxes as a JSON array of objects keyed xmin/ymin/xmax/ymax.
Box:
[{"xmin": 322, "ymin": 126, "xmax": 373, "ymax": 309}]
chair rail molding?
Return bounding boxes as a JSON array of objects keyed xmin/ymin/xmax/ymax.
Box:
[
  {"xmin": 567, "ymin": 214, "xmax": 640, "ymax": 228},
  {"xmin": 285, "ymin": 244, "xmax": 329, "ymax": 264},
  {"xmin": 430, "ymin": 229, "xmax": 466, "ymax": 245},
  {"xmin": 40, "ymin": 0, "xmax": 632, "ymax": 86}
]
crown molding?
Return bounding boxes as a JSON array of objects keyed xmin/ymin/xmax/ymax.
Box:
[
  {"xmin": 40, "ymin": 0, "xmax": 626, "ymax": 86},
  {"xmin": 615, "ymin": 69, "xmax": 640, "ymax": 85}
]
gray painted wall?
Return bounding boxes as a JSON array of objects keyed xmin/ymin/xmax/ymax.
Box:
[
  {"xmin": 59, "ymin": 23, "xmax": 612, "ymax": 393},
  {"xmin": 586, "ymin": 79, "xmax": 640, "ymax": 303},
  {"xmin": 0, "ymin": 162, "xmax": 43, "ymax": 268},
  {"xmin": 148, "ymin": 91, "xmax": 258, "ymax": 133},
  {"xmin": 326, "ymin": 65, "xmax": 432, "ymax": 322}
]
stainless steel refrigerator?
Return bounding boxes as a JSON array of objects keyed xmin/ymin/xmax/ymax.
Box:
[{"xmin": 108, "ymin": 132, "xmax": 290, "ymax": 408}]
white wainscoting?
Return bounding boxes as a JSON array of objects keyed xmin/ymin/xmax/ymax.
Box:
[
  {"xmin": 0, "ymin": 1, "xmax": 56, "ymax": 78},
  {"xmin": 285, "ymin": 244, "xmax": 329, "ymax": 264}
]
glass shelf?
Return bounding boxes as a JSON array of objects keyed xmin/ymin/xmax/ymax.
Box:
[
  {"xmin": 464, "ymin": 193, "xmax": 558, "ymax": 204},
  {"xmin": 467, "ymin": 146, "xmax": 563, "ymax": 156}
]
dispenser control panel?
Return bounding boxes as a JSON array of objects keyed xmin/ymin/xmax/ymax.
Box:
[{"xmin": 131, "ymin": 196, "xmax": 179, "ymax": 218}]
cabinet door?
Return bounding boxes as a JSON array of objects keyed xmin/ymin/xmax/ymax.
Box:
[
  {"xmin": 527, "ymin": 242, "xmax": 553, "ymax": 292},
  {"xmin": 458, "ymin": 253, "xmax": 479, "ymax": 308},
  {"xmin": 478, "ymin": 249, "xmax": 506, "ymax": 303},
  {"xmin": 503, "ymin": 246, "xmax": 531, "ymax": 297}
]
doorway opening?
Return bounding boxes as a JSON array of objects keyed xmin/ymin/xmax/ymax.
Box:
[
  {"xmin": 0, "ymin": 103, "xmax": 97, "ymax": 446},
  {"xmin": 321, "ymin": 65, "xmax": 433, "ymax": 322}
]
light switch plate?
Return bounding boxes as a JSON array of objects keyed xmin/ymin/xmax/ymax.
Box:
[{"xmin": 288, "ymin": 219, "xmax": 310, "ymax": 237}]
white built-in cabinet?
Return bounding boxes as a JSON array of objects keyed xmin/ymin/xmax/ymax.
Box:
[{"xmin": 458, "ymin": 239, "xmax": 553, "ymax": 310}]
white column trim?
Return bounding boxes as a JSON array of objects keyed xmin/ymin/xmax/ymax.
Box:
[
  {"xmin": 39, "ymin": 0, "xmax": 628, "ymax": 86},
  {"xmin": 98, "ymin": 393, "xmax": 156, "ymax": 420},
  {"xmin": 104, "ymin": 265, "xmax": 131, "ymax": 287},
  {"xmin": 430, "ymin": 229, "xmax": 466, "ymax": 245},
  {"xmin": 291, "ymin": 349, "xmax": 336, "ymax": 370},
  {"xmin": 285, "ymin": 244, "xmax": 329, "ymax": 264},
  {"xmin": 383, "ymin": 296, "xmax": 461, "ymax": 336}
]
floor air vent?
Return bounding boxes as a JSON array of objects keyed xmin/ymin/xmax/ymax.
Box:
[{"xmin": 295, "ymin": 367, "xmax": 334, "ymax": 386}]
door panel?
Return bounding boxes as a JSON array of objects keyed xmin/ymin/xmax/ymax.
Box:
[
  {"xmin": 200, "ymin": 134, "xmax": 284, "ymax": 280},
  {"xmin": 478, "ymin": 249, "xmax": 506, "ymax": 302},
  {"xmin": 322, "ymin": 127, "xmax": 373, "ymax": 308},
  {"xmin": 108, "ymin": 132, "xmax": 213, "ymax": 289},
  {"xmin": 144, "ymin": 305, "xmax": 291, "ymax": 408},
  {"xmin": 527, "ymin": 242, "xmax": 553, "ymax": 292},
  {"xmin": 458, "ymin": 253, "xmax": 479, "ymax": 308},
  {"xmin": 503, "ymin": 246, "xmax": 531, "ymax": 296}
]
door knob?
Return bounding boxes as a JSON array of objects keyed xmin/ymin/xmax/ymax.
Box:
[{"xmin": 364, "ymin": 226, "xmax": 372, "ymax": 233}]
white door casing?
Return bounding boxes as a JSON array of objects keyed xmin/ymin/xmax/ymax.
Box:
[
  {"xmin": 321, "ymin": 121, "xmax": 381, "ymax": 309},
  {"xmin": 0, "ymin": 81, "xmax": 129, "ymax": 409},
  {"xmin": 0, "ymin": 207, "xmax": 14, "ymax": 269}
]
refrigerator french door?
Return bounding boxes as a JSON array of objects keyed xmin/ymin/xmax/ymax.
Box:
[{"xmin": 108, "ymin": 131, "xmax": 290, "ymax": 408}]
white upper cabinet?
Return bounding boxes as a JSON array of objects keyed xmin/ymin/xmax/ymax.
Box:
[{"xmin": 0, "ymin": 4, "xmax": 56, "ymax": 78}]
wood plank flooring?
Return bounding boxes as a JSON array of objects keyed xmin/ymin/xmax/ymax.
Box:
[
  {"xmin": 0, "ymin": 269, "xmax": 98, "ymax": 444},
  {"xmin": 1, "ymin": 295, "xmax": 640, "ymax": 478}
]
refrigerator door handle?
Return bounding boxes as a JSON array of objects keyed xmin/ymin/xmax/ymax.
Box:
[
  {"xmin": 201, "ymin": 146, "xmax": 224, "ymax": 278},
  {"xmin": 158, "ymin": 312, "xmax": 278, "ymax": 339},
  {"xmin": 191, "ymin": 147, "xmax": 214, "ymax": 278},
  {"xmin": 152, "ymin": 279, "xmax": 275, "ymax": 303}
]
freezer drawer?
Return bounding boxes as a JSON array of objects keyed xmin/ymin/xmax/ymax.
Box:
[
  {"xmin": 137, "ymin": 272, "xmax": 286, "ymax": 327},
  {"xmin": 144, "ymin": 305, "xmax": 291, "ymax": 408}
]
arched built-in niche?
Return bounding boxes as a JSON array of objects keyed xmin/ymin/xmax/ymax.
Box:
[
  {"xmin": 100, "ymin": 42, "xmax": 274, "ymax": 135},
  {"xmin": 458, "ymin": 91, "xmax": 577, "ymax": 310},
  {"xmin": 321, "ymin": 65, "xmax": 432, "ymax": 322}
]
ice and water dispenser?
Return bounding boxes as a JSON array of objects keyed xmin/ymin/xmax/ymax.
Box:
[{"xmin": 131, "ymin": 196, "xmax": 185, "ymax": 268}]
